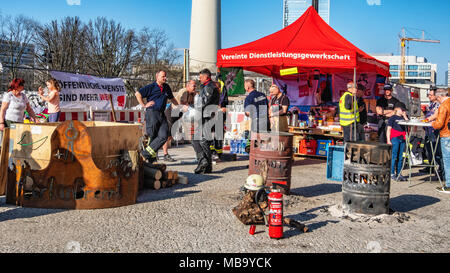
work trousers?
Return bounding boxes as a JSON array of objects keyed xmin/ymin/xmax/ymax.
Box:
[
  {"xmin": 193, "ymin": 118, "xmax": 214, "ymax": 166},
  {"xmin": 378, "ymin": 119, "xmax": 388, "ymax": 143},
  {"xmin": 211, "ymin": 112, "xmax": 227, "ymax": 155},
  {"xmin": 357, "ymin": 123, "xmax": 366, "ymax": 142},
  {"xmin": 343, "ymin": 123, "xmax": 358, "ymax": 143},
  {"xmin": 144, "ymin": 109, "xmax": 169, "ymax": 156}
]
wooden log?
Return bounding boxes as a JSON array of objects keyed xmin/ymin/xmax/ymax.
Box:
[
  {"xmin": 166, "ymin": 171, "xmax": 174, "ymax": 180},
  {"xmin": 161, "ymin": 180, "xmax": 168, "ymax": 188},
  {"xmin": 143, "ymin": 166, "xmax": 162, "ymax": 180},
  {"xmin": 144, "ymin": 179, "xmax": 161, "ymax": 190},
  {"xmin": 283, "ymin": 217, "xmax": 309, "ymax": 233},
  {"xmin": 173, "ymin": 171, "xmax": 179, "ymax": 181}
]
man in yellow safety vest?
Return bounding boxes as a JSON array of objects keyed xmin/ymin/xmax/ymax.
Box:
[{"xmin": 339, "ymin": 81, "xmax": 360, "ymax": 142}]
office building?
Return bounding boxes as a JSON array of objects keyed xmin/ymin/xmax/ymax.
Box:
[
  {"xmin": 0, "ymin": 40, "xmax": 35, "ymax": 91},
  {"xmin": 283, "ymin": 0, "xmax": 330, "ymax": 28},
  {"xmin": 447, "ymin": 62, "xmax": 450, "ymax": 87},
  {"xmin": 372, "ymin": 54, "xmax": 437, "ymax": 85}
]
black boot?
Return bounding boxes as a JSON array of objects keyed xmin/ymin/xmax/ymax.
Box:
[
  {"xmin": 204, "ymin": 164, "xmax": 213, "ymax": 174},
  {"xmin": 194, "ymin": 158, "xmax": 209, "ymax": 174}
]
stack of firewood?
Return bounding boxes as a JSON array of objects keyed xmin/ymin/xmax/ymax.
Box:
[{"xmin": 141, "ymin": 163, "xmax": 183, "ymax": 190}]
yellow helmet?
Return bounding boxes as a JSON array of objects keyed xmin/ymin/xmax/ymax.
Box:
[{"xmin": 244, "ymin": 175, "xmax": 265, "ymax": 191}]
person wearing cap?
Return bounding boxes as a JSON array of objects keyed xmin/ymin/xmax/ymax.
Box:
[
  {"xmin": 356, "ymin": 84, "xmax": 368, "ymax": 141},
  {"xmin": 376, "ymin": 84, "xmax": 400, "ymax": 143},
  {"xmin": 387, "ymin": 102, "xmax": 409, "ymax": 182},
  {"xmin": 339, "ymin": 81, "xmax": 360, "ymax": 142},
  {"xmin": 431, "ymin": 88, "xmax": 450, "ymax": 193}
]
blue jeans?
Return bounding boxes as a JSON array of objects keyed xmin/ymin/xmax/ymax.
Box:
[
  {"xmin": 440, "ymin": 137, "xmax": 450, "ymax": 187},
  {"xmin": 391, "ymin": 137, "xmax": 406, "ymax": 176}
]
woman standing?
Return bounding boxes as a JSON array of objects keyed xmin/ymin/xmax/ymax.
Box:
[
  {"xmin": 38, "ymin": 78, "xmax": 61, "ymax": 122},
  {"xmin": 0, "ymin": 78, "xmax": 39, "ymax": 131}
]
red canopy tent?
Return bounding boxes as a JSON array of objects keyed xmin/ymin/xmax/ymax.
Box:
[{"xmin": 217, "ymin": 6, "xmax": 390, "ymax": 79}]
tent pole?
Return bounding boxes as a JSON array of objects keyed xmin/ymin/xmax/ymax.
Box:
[{"xmin": 353, "ymin": 67, "xmax": 357, "ymax": 142}]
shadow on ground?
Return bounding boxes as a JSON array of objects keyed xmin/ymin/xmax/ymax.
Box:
[
  {"xmin": 390, "ymin": 194, "xmax": 441, "ymax": 213},
  {"xmin": 216, "ymin": 165, "xmax": 249, "ymax": 173},
  {"xmin": 290, "ymin": 183, "xmax": 342, "ymax": 198},
  {"xmin": 137, "ymin": 172, "xmax": 223, "ymax": 203},
  {"xmin": 0, "ymin": 196, "xmax": 65, "ymax": 223},
  {"xmin": 292, "ymin": 159, "xmax": 326, "ymax": 167},
  {"xmin": 284, "ymin": 205, "xmax": 339, "ymax": 238}
]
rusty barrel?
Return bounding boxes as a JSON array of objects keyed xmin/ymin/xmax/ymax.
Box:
[
  {"xmin": 248, "ymin": 131, "xmax": 293, "ymax": 195},
  {"xmin": 342, "ymin": 142, "xmax": 392, "ymax": 215}
]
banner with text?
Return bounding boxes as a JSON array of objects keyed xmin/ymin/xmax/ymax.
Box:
[{"xmin": 50, "ymin": 71, "xmax": 127, "ymax": 110}]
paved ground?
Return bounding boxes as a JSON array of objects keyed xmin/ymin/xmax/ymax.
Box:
[{"xmin": 0, "ymin": 144, "xmax": 449, "ymax": 253}]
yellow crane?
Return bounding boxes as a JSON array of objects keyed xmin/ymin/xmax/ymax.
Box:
[{"xmin": 399, "ymin": 28, "xmax": 440, "ymax": 84}]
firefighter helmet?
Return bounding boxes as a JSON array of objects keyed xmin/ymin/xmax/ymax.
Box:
[{"xmin": 244, "ymin": 175, "xmax": 265, "ymax": 191}]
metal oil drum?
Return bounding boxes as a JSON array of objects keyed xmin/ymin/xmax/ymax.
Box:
[
  {"xmin": 342, "ymin": 142, "xmax": 392, "ymax": 215},
  {"xmin": 248, "ymin": 131, "xmax": 293, "ymax": 195}
]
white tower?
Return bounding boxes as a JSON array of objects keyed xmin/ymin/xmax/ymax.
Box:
[{"xmin": 189, "ymin": 0, "xmax": 221, "ymax": 74}]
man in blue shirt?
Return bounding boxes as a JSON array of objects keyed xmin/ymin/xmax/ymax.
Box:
[
  {"xmin": 244, "ymin": 79, "xmax": 269, "ymax": 134},
  {"xmin": 135, "ymin": 70, "xmax": 179, "ymax": 163}
]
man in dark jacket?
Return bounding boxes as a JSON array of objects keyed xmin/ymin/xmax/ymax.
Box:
[{"xmin": 193, "ymin": 68, "xmax": 220, "ymax": 174}]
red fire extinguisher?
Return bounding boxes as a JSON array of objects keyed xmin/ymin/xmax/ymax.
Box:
[{"xmin": 268, "ymin": 189, "xmax": 283, "ymax": 239}]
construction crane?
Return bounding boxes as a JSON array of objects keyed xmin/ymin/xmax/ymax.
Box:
[{"xmin": 399, "ymin": 28, "xmax": 440, "ymax": 84}]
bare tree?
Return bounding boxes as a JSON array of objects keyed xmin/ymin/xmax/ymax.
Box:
[
  {"xmin": 85, "ymin": 17, "xmax": 138, "ymax": 78},
  {"xmin": 0, "ymin": 14, "xmax": 38, "ymax": 86},
  {"xmin": 125, "ymin": 27, "xmax": 183, "ymax": 94},
  {"xmin": 33, "ymin": 16, "xmax": 88, "ymax": 74}
]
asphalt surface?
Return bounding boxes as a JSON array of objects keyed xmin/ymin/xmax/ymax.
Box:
[{"xmin": 0, "ymin": 144, "xmax": 449, "ymax": 253}]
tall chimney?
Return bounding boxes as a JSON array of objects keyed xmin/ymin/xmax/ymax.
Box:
[{"xmin": 189, "ymin": 0, "xmax": 221, "ymax": 74}]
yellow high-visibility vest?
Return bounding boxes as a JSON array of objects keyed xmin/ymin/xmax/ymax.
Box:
[{"xmin": 339, "ymin": 92, "xmax": 360, "ymax": 126}]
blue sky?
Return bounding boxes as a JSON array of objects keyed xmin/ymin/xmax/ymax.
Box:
[{"xmin": 1, "ymin": 0, "xmax": 449, "ymax": 84}]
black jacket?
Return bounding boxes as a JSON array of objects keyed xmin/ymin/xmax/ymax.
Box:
[{"xmin": 199, "ymin": 80, "xmax": 220, "ymax": 111}]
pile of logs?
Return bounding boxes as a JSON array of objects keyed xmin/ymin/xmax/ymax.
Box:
[{"xmin": 141, "ymin": 163, "xmax": 183, "ymax": 190}]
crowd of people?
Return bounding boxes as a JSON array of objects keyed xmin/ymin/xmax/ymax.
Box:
[
  {"xmin": 1, "ymin": 73, "xmax": 448, "ymax": 193},
  {"xmin": 135, "ymin": 69, "xmax": 292, "ymax": 174},
  {"xmin": 338, "ymin": 81, "xmax": 450, "ymax": 193}
]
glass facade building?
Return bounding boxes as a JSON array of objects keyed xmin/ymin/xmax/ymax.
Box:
[{"xmin": 283, "ymin": 0, "xmax": 330, "ymax": 28}]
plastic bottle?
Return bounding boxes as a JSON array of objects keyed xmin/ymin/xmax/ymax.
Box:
[
  {"xmin": 231, "ymin": 140, "xmax": 236, "ymax": 154},
  {"xmin": 242, "ymin": 139, "xmax": 248, "ymax": 155}
]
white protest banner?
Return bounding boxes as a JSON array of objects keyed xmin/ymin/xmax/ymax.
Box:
[{"xmin": 50, "ymin": 71, "xmax": 127, "ymax": 110}]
